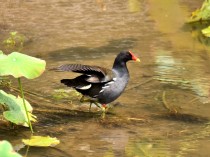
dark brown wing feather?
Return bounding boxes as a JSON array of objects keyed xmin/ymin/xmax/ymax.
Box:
[
  {"xmin": 54, "ymin": 64, "xmax": 104, "ymax": 74},
  {"xmin": 53, "ymin": 64, "xmax": 115, "ymax": 83}
]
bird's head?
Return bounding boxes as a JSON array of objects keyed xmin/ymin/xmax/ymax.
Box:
[{"xmin": 118, "ymin": 50, "xmax": 140, "ymax": 62}]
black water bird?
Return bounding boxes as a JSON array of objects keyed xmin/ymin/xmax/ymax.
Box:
[{"xmin": 52, "ymin": 50, "xmax": 140, "ymax": 111}]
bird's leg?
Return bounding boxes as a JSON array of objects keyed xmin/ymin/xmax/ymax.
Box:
[
  {"xmin": 101, "ymin": 104, "xmax": 107, "ymax": 113},
  {"xmin": 102, "ymin": 104, "xmax": 107, "ymax": 108},
  {"xmin": 89, "ymin": 102, "xmax": 92, "ymax": 111},
  {"xmin": 88, "ymin": 100, "xmax": 100, "ymax": 111},
  {"xmin": 80, "ymin": 96, "xmax": 94, "ymax": 111},
  {"xmin": 80, "ymin": 95, "xmax": 92, "ymax": 103},
  {"xmin": 80, "ymin": 95, "xmax": 85, "ymax": 103},
  {"xmin": 93, "ymin": 102, "xmax": 101, "ymax": 108},
  {"xmin": 80, "ymin": 96, "xmax": 107, "ymax": 113},
  {"xmin": 100, "ymin": 104, "xmax": 107, "ymax": 119},
  {"xmin": 91, "ymin": 101, "xmax": 105, "ymax": 110}
]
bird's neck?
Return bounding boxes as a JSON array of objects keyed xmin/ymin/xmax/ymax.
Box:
[{"xmin": 112, "ymin": 60, "xmax": 129, "ymax": 76}]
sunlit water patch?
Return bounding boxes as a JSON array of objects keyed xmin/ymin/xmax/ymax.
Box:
[{"xmin": 154, "ymin": 50, "xmax": 210, "ymax": 103}]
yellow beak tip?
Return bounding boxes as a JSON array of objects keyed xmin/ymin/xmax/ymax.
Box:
[{"xmin": 136, "ymin": 58, "xmax": 140, "ymax": 62}]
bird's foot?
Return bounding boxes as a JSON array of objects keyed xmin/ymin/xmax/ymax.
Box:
[{"xmin": 89, "ymin": 101, "xmax": 101, "ymax": 112}]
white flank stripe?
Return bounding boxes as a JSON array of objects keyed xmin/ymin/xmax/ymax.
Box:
[
  {"xmin": 77, "ymin": 84, "xmax": 92, "ymax": 90},
  {"xmin": 107, "ymin": 81, "xmax": 114, "ymax": 85},
  {"xmin": 102, "ymin": 85, "xmax": 109, "ymax": 89},
  {"xmin": 100, "ymin": 79, "xmax": 116, "ymax": 93},
  {"xmin": 99, "ymin": 89, "xmax": 104, "ymax": 93}
]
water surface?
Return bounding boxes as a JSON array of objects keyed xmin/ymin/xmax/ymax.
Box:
[{"xmin": 0, "ymin": 0, "xmax": 210, "ymax": 157}]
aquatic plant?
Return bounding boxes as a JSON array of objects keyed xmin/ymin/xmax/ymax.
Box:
[
  {"xmin": 0, "ymin": 140, "xmax": 22, "ymax": 157},
  {"xmin": 0, "ymin": 90, "xmax": 36, "ymax": 127},
  {"xmin": 188, "ymin": 0, "xmax": 210, "ymax": 23},
  {"xmin": 22, "ymin": 136, "xmax": 60, "ymax": 147},
  {"xmin": 0, "ymin": 32, "xmax": 60, "ymax": 153},
  {"xmin": 188, "ymin": 0, "xmax": 210, "ymax": 37},
  {"xmin": 3, "ymin": 31, "xmax": 25, "ymax": 52},
  {"xmin": 0, "ymin": 51, "xmax": 46, "ymax": 133}
]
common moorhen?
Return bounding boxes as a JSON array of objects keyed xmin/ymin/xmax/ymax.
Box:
[{"xmin": 53, "ymin": 50, "xmax": 140, "ymax": 111}]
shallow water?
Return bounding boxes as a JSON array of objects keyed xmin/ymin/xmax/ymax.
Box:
[{"xmin": 0, "ymin": 0, "xmax": 210, "ymax": 157}]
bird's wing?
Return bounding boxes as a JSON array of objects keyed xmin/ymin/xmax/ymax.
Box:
[{"xmin": 52, "ymin": 64, "xmax": 115, "ymax": 83}]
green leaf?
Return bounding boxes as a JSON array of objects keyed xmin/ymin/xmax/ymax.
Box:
[
  {"xmin": 202, "ymin": 25, "xmax": 210, "ymax": 37},
  {"xmin": 0, "ymin": 52, "xmax": 46, "ymax": 79},
  {"xmin": 0, "ymin": 140, "xmax": 22, "ymax": 157},
  {"xmin": 22, "ymin": 136, "xmax": 60, "ymax": 147},
  {"xmin": 0, "ymin": 90, "xmax": 36, "ymax": 127},
  {"xmin": 10, "ymin": 31, "xmax": 18, "ymax": 36},
  {"xmin": 188, "ymin": 0, "xmax": 210, "ymax": 23},
  {"xmin": 0, "ymin": 51, "xmax": 6, "ymax": 59}
]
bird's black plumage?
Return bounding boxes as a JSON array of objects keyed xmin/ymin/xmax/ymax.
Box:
[{"xmin": 53, "ymin": 50, "xmax": 140, "ymax": 105}]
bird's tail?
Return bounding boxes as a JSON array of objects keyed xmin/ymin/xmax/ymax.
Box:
[
  {"xmin": 61, "ymin": 75, "xmax": 90, "ymax": 89},
  {"xmin": 61, "ymin": 79, "xmax": 77, "ymax": 87}
]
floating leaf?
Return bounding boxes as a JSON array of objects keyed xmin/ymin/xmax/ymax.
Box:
[
  {"xmin": 202, "ymin": 25, "xmax": 210, "ymax": 37},
  {"xmin": 188, "ymin": 0, "xmax": 210, "ymax": 23},
  {"xmin": 0, "ymin": 90, "xmax": 36, "ymax": 127},
  {"xmin": 22, "ymin": 136, "xmax": 60, "ymax": 147},
  {"xmin": 0, "ymin": 52, "xmax": 46, "ymax": 79},
  {"xmin": 0, "ymin": 140, "xmax": 22, "ymax": 157}
]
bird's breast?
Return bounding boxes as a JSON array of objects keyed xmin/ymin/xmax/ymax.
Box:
[{"xmin": 98, "ymin": 73, "xmax": 129, "ymax": 104}]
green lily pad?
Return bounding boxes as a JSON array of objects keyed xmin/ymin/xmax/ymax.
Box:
[
  {"xmin": 0, "ymin": 51, "xmax": 6, "ymax": 59},
  {"xmin": 22, "ymin": 136, "xmax": 60, "ymax": 147},
  {"xmin": 0, "ymin": 52, "xmax": 46, "ymax": 79},
  {"xmin": 0, "ymin": 90, "xmax": 36, "ymax": 127},
  {"xmin": 0, "ymin": 140, "xmax": 22, "ymax": 157}
]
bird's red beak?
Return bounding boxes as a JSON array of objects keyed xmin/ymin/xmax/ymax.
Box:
[{"xmin": 129, "ymin": 51, "xmax": 140, "ymax": 62}]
